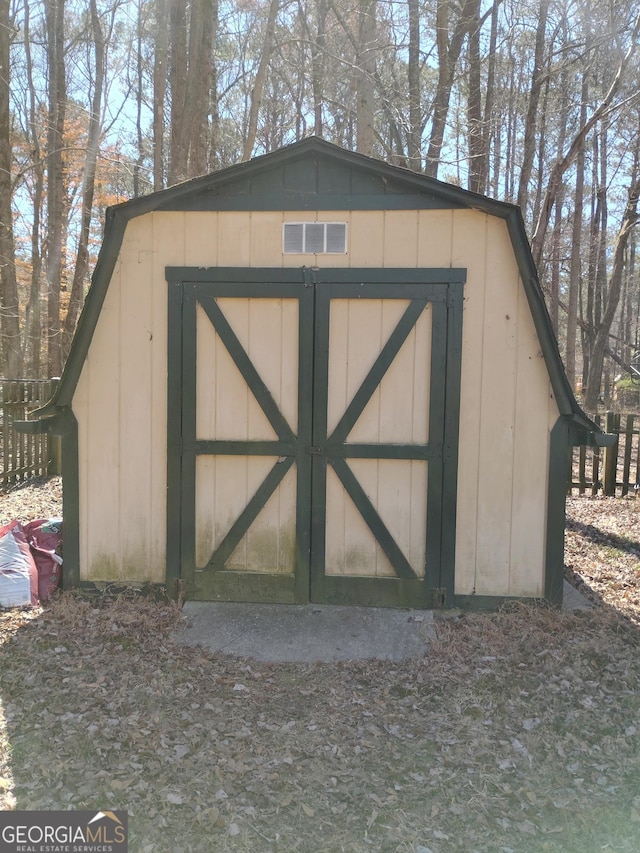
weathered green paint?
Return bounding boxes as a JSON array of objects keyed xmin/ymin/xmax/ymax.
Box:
[
  {"xmin": 545, "ymin": 417, "xmax": 570, "ymax": 607},
  {"xmin": 169, "ymin": 267, "xmax": 463, "ymax": 608},
  {"xmin": 168, "ymin": 269, "xmax": 315, "ymax": 603},
  {"xmin": 33, "ymin": 137, "xmax": 596, "ymax": 447},
  {"xmin": 25, "ymin": 137, "xmax": 599, "ymax": 608},
  {"xmin": 60, "ymin": 408, "xmax": 80, "ymax": 590}
]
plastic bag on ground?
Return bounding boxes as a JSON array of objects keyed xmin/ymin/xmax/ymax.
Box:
[
  {"xmin": 0, "ymin": 521, "xmax": 39, "ymax": 608},
  {"xmin": 24, "ymin": 518, "xmax": 63, "ymax": 601}
]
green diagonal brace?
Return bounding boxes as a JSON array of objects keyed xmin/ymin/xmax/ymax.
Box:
[
  {"xmin": 199, "ymin": 296, "xmax": 295, "ymax": 443},
  {"xmin": 330, "ymin": 457, "xmax": 418, "ymax": 580},
  {"xmin": 206, "ymin": 456, "xmax": 295, "ymax": 569},
  {"xmin": 328, "ymin": 299, "xmax": 428, "ymax": 445}
]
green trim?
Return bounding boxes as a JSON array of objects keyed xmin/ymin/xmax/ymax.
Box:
[
  {"xmin": 161, "ymin": 193, "xmax": 459, "ymax": 212},
  {"xmin": 37, "ymin": 137, "xmax": 593, "ymax": 447},
  {"xmin": 545, "ymin": 417, "xmax": 570, "ymax": 607},
  {"xmin": 193, "ymin": 440, "xmax": 295, "ymax": 456},
  {"xmin": 327, "ymin": 443, "xmax": 437, "ymax": 460},
  {"xmin": 197, "ymin": 293, "xmax": 295, "ymax": 442},
  {"xmin": 295, "ymin": 275, "xmax": 315, "ymax": 603},
  {"xmin": 206, "ymin": 457, "xmax": 294, "ymax": 569},
  {"xmin": 329, "ymin": 299, "xmax": 428, "ymax": 445},
  {"xmin": 60, "ymin": 408, "xmax": 80, "ymax": 590},
  {"xmin": 454, "ymin": 594, "xmax": 546, "ymax": 611},
  {"xmin": 330, "ymin": 457, "xmax": 418, "ymax": 580},
  {"xmin": 166, "ymin": 280, "xmax": 184, "ymax": 594},
  {"xmin": 168, "ymin": 268, "xmax": 316, "ymax": 603},
  {"xmin": 190, "ymin": 571, "xmax": 298, "ymax": 604},
  {"xmin": 440, "ymin": 283, "xmax": 464, "ymax": 605},
  {"xmin": 316, "ymin": 576, "xmax": 433, "ymax": 609},
  {"xmin": 424, "ymin": 299, "xmax": 447, "ymax": 596},
  {"xmin": 309, "ymin": 273, "xmax": 461, "ymax": 608}
]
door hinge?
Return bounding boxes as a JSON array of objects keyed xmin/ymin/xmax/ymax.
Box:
[{"xmin": 432, "ymin": 587, "xmax": 447, "ymax": 608}]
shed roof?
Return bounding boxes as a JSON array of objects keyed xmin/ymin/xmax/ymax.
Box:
[{"xmin": 40, "ymin": 136, "xmax": 595, "ymax": 436}]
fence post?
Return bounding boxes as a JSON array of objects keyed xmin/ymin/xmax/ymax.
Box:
[
  {"xmin": 603, "ymin": 411, "xmax": 619, "ymax": 496},
  {"xmin": 622, "ymin": 414, "xmax": 634, "ymax": 496}
]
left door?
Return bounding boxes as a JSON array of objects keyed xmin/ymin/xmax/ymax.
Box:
[{"xmin": 167, "ymin": 270, "xmax": 314, "ymax": 602}]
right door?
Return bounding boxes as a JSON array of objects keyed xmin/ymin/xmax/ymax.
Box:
[{"xmin": 309, "ymin": 272, "xmax": 464, "ymax": 608}]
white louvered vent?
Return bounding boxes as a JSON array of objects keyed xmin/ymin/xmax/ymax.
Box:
[{"xmin": 283, "ymin": 222, "xmax": 347, "ymax": 254}]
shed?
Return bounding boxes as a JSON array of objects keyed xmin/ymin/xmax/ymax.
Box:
[{"xmin": 27, "ymin": 137, "xmax": 601, "ymax": 609}]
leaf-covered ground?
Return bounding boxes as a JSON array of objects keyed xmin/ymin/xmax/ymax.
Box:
[{"xmin": 1, "ymin": 480, "xmax": 640, "ymax": 852}]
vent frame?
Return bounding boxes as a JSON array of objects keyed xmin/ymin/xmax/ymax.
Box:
[{"xmin": 283, "ymin": 221, "xmax": 348, "ymax": 254}]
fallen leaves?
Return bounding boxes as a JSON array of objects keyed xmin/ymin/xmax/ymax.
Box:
[{"xmin": 1, "ymin": 481, "xmax": 640, "ymax": 850}]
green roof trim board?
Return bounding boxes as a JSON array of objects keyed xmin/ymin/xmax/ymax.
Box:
[{"xmin": 31, "ymin": 136, "xmax": 597, "ymax": 441}]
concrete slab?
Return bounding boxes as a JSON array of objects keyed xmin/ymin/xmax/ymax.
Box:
[
  {"xmin": 173, "ymin": 601, "xmax": 436, "ymax": 663},
  {"xmin": 563, "ymin": 580, "xmax": 593, "ymax": 611},
  {"xmin": 173, "ymin": 584, "xmax": 590, "ymax": 664}
]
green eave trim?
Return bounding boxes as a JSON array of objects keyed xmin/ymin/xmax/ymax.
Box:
[{"xmin": 45, "ymin": 136, "xmax": 593, "ymax": 439}]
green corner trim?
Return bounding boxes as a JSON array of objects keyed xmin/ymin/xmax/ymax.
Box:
[
  {"xmin": 545, "ymin": 416, "xmax": 570, "ymax": 607},
  {"xmin": 60, "ymin": 407, "xmax": 80, "ymax": 590}
]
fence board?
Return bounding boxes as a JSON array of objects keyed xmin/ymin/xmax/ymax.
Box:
[
  {"xmin": 569, "ymin": 411, "xmax": 640, "ymax": 497},
  {"xmin": 0, "ymin": 379, "xmax": 59, "ymax": 486}
]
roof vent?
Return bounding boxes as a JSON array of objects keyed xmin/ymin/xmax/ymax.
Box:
[{"xmin": 283, "ymin": 222, "xmax": 347, "ymax": 254}]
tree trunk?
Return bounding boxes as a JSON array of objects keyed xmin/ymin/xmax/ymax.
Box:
[
  {"xmin": 425, "ymin": 0, "xmax": 475, "ymax": 178},
  {"xmin": 0, "ymin": 0, "xmax": 20, "ymax": 378},
  {"xmin": 168, "ymin": 0, "xmax": 188, "ymax": 183},
  {"xmin": 355, "ymin": 0, "xmax": 376, "ymax": 156},
  {"xmin": 153, "ymin": 0, "xmax": 168, "ymax": 190},
  {"xmin": 184, "ymin": 0, "xmax": 214, "ymax": 176},
  {"xmin": 583, "ymin": 174, "xmax": 640, "ymax": 411},
  {"xmin": 23, "ymin": 0, "xmax": 43, "ymax": 378},
  {"xmin": 243, "ymin": 0, "xmax": 280, "ymax": 161},
  {"xmin": 530, "ymin": 7, "xmax": 640, "ymax": 268},
  {"xmin": 133, "ymin": 0, "xmax": 145, "ymax": 198},
  {"xmin": 516, "ymin": 0, "xmax": 549, "ymax": 213},
  {"xmin": 466, "ymin": 0, "xmax": 483, "ymax": 193},
  {"xmin": 62, "ymin": 0, "xmax": 105, "ymax": 361},
  {"xmin": 45, "ymin": 0, "xmax": 67, "ymax": 378},
  {"xmin": 407, "ymin": 0, "xmax": 421, "ymax": 168},
  {"xmin": 566, "ymin": 70, "xmax": 588, "ymax": 388}
]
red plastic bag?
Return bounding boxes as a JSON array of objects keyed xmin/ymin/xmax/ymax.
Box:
[
  {"xmin": 24, "ymin": 518, "xmax": 63, "ymax": 600},
  {"xmin": 0, "ymin": 521, "xmax": 39, "ymax": 607}
]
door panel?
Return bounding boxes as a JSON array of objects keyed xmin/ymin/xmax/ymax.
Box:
[
  {"xmin": 324, "ymin": 460, "xmax": 428, "ymax": 578},
  {"xmin": 174, "ymin": 274, "xmax": 314, "ymax": 603},
  {"xmin": 166, "ymin": 267, "xmax": 464, "ymax": 608}
]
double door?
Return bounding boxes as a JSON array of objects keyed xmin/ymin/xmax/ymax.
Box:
[{"xmin": 167, "ymin": 267, "xmax": 464, "ymax": 608}]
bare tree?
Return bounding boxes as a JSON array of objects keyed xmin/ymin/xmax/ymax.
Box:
[
  {"xmin": 62, "ymin": 0, "xmax": 106, "ymax": 360},
  {"xmin": 0, "ymin": 0, "xmax": 20, "ymax": 377},
  {"xmin": 243, "ymin": 0, "xmax": 280, "ymax": 161},
  {"xmin": 45, "ymin": 0, "xmax": 67, "ymax": 377}
]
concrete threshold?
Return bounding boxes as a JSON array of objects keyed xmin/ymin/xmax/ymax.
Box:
[
  {"xmin": 173, "ymin": 601, "xmax": 436, "ymax": 663},
  {"xmin": 172, "ymin": 582, "xmax": 591, "ymax": 664}
]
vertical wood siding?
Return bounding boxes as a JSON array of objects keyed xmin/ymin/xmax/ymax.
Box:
[{"xmin": 73, "ymin": 208, "xmax": 557, "ymax": 598}]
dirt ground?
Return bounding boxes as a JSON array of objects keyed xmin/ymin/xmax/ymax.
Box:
[{"xmin": 1, "ymin": 479, "xmax": 640, "ymax": 852}]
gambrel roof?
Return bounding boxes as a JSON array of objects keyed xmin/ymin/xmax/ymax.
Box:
[{"xmin": 37, "ymin": 135, "xmax": 596, "ymax": 437}]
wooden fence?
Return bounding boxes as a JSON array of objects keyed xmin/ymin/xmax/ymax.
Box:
[
  {"xmin": 0, "ymin": 379, "xmax": 59, "ymax": 487},
  {"xmin": 570, "ymin": 412, "xmax": 640, "ymax": 497}
]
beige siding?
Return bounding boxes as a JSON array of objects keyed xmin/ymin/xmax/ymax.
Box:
[
  {"xmin": 194, "ymin": 295, "xmax": 298, "ymax": 573},
  {"xmin": 325, "ymin": 295, "xmax": 432, "ymax": 578},
  {"xmin": 74, "ymin": 207, "xmax": 558, "ymax": 598},
  {"xmin": 447, "ymin": 211, "xmax": 559, "ymax": 597}
]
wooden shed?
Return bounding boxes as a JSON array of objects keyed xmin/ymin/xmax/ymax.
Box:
[{"xmin": 27, "ymin": 137, "xmax": 601, "ymax": 609}]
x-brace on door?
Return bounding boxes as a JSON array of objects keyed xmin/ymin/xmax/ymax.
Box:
[{"xmin": 166, "ymin": 267, "xmax": 464, "ymax": 608}]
